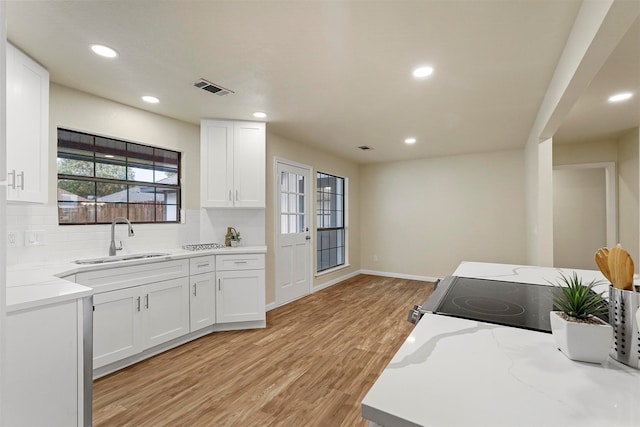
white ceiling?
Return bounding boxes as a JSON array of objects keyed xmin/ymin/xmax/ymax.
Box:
[
  {"xmin": 554, "ymin": 16, "xmax": 640, "ymax": 145},
  {"xmin": 5, "ymin": 1, "xmax": 639, "ymax": 163}
]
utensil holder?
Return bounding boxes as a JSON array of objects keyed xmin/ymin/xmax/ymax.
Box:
[{"xmin": 609, "ymin": 286, "xmax": 640, "ymax": 369}]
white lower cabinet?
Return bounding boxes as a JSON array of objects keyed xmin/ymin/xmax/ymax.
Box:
[
  {"xmin": 143, "ymin": 278, "xmax": 190, "ymax": 348},
  {"xmin": 93, "ymin": 277, "xmax": 190, "ymax": 369},
  {"xmin": 216, "ymin": 269, "xmax": 266, "ymax": 323},
  {"xmin": 190, "ymin": 272, "xmax": 216, "ymax": 331},
  {"xmin": 88, "ymin": 252, "xmax": 265, "ymax": 374},
  {"xmin": 5, "ymin": 300, "xmax": 83, "ymax": 427},
  {"xmin": 93, "ymin": 287, "xmax": 143, "ymax": 368}
]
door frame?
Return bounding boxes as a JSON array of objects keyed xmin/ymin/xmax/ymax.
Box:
[
  {"xmin": 553, "ymin": 162, "xmax": 617, "ymax": 248},
  {"xmin": 273, "ymin": 157, "xmax": 314, "ymax": 307}
]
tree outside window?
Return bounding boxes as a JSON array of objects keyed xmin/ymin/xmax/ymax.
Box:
[{"xmin": 57, "ymin": 128, "xmax": 181, "ymax": 224}]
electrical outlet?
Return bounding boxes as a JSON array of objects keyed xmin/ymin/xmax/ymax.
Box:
[{"xmin": 7, "ymin": 231, "xmax": 18, "ymax": 247}]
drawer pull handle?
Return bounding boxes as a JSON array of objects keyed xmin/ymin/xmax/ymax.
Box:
[
  {"xmin": 145, "ymin": 294, "xmax": 149, "ymax": 309},
  {"xmin": 193, "ymin": 283, "xmax": 197, "ymax": 296},
  {"xmin": 7, "ymin": 170, "xmax": 16, "ymax": 189},
  {"xmin": 218, "ymin": 278, "xmax": 221, "ymax": 291},
  {"xmin": 136, "ymin": 296, "xmax": 141, "ymax": 312},
  {"xmin": 228, "ymin": 190, "xmax": 232, "ymax": 201},
  {"xmin": 17, "ymin": 171, "xmax": 25, "ymax": 190},
  {"xmin": 234, "ymin": 261, "xmax": 248, "ymax": 264},
  {"xmin": 196, "ymin": 263, "xmax": 208, "ymax": 268}
]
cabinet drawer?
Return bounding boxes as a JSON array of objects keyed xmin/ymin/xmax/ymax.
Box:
[
  {"xmin": 216, "ymin": 253, "xmax": 265, "ymax": 271},
  {"xmin": 190, "ymin": 255, "xmax": 215, "ymax": 274},
  {"xmin": 76, "ymin": 259, "xmax": 189, "ymax": 292}
]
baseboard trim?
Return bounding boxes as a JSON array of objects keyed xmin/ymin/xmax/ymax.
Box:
[
  {"xmin": 360, "ymin": 269, "xmax": 440, "ymax": 283},
  {"xmin": 266, "ymin": 269, "xmax": 363, "ymax": 312},
  {"xmin": 312, "ymin": 269, "xmax": 362, "ymax": 293}
]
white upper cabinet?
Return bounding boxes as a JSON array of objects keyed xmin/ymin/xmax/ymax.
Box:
[
  {"xmin": 200, "ymin": 119, "xmax": 265, "ymax": 208},
  {"xmin": 6, "ymin": 43, "xmax": 49, "ymax": 204}
]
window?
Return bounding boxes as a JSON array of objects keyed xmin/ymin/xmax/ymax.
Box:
[
  {"xmin": 316, "ymin": 172, "xmax": 345, "ymax": 272},
  {"xmin": 280, "ymin": 171, "xmax": 306, "ymax": 234},
  {"xmin": 57, "ymin": 128, "xmax": 181, "ymax": 225}
]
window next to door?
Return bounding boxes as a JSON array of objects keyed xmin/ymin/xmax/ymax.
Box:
[{"xmin": 316, "ymin": 172, "xmax": 346, "ymax": 272}]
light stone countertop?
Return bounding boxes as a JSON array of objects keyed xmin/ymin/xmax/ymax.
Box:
[
  {"xmin": 361, "ymin": 261, "xmax": 640, "ymax": 427},
  {"xmin": 6, "ymin": 245, "xmax": 267, "ymax": 313}
]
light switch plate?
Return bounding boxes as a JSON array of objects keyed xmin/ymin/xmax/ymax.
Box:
[{"xmin": 25, "ymin": 230, "xmax": 44, "ymax": 246}]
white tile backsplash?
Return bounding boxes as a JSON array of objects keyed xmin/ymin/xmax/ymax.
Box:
[
  {"xmin": 6, "ymin": 206, "xmax": 265, "ymax": 265},
  {"xmin": 199, "ymin": 208, "xmax": 266, "ymax": 246}
]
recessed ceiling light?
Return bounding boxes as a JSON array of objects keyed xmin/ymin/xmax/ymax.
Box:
[
  {"xmin": 608, "ymin": 92, "xmax": 633, "ymax": 103},
  {"xmin": 142, "ymin": 96, "xmax": 159, "ymax": 104},
  {"xmin": 104, "ymin": 155, "xmax": 114, "ymax": 159},
  {"xmin": 90, "ymin": 44, "xmax": 118, "ymax": 58},
  {"xmin": 253, "ymin": 112, "xmax": 267, "ymax": 118},
  {"xmin": 412, "ymin": 66, "xmax": 434, "ymax": 78},
  {"xmin": 404, "ymin": 137, "xmax": 417, "ymax": 144}
]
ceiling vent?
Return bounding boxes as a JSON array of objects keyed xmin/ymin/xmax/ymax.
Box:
[
  {"xmin": 357, "ymin": 145, "xmax": 374, "ymax": 151},
  {"xmin": 193, "ymin": 78, "xmax": 234, "ymax": 96}
]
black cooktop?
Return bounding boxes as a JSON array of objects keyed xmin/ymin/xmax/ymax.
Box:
[{"xmin": 428, "ymin": 276, "xmax": 562, "ymax": 333}]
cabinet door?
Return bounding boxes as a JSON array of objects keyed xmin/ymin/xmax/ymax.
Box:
[
  {"xmin": 5, "ymin": 301, "xmax": 80, "ymax": 427},
  {"xmin": 216, "ymin": 269, "xmax": 266, "ymax": 323},
  {"xmin": 233, "ymin": 121, "xmax": 266, "ymax": 208},
  {"xmin": 200, "ymin": 119, "xmax": 234, "ymax": 207},
  {"xmin": 143, "ymin": 277, "xmax": 190, "ymax": 349},
  {"xmin": 190, "ymin": 272, "xmax": 216, "ymax": 331},
  {"xmin": 6, "ymin": 43, "xmax": 49, "ymax": 203},
  {"xmin": 93, "ymin": 287, "xmax": 143, "ymax": 369}
]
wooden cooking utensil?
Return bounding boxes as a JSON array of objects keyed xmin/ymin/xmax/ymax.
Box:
[
  {"xmin": 608, "ymin": 244, "xmax": 635, "ymax": 291},
  {"xmin": 594, "ymin": 247, "xmax": 612, "ymax": 283}
]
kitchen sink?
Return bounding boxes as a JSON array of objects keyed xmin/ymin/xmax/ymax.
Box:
[{"xmin": 74, "ymin": 252, "xmax": 171, "ymax": 265}]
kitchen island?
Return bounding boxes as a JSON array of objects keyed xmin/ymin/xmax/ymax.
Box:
[{"xmin": 361, "ymin": 262, "xmax": 640, "ymax": 427}]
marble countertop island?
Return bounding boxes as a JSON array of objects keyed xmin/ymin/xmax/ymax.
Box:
[{"xmin": 361, "ymin": 262, "xmax": 640, "ymax": 427}]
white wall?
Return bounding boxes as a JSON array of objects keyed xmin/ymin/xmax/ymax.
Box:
[
  {"xmin": 553, "ymin": 167, "xmax": 606, "ymax": 269},
  {"xmin": 6, "ymin": 84, "xmax": 203, "ymax": 264},
  {"xmin": 48, "ymin": 84, "xmax": 201, "ymax": 209},
  {"xmin": 265, "ymin": 132, "xmax": 360, "ymax": 304},
  {"xmin": 525, "ymin": 137, "xmax": 554, "ymax": 267},
  {"xmin": 524, "ymin": 0, "xmax": 638, "ymax": 266},
  {"xmin": 617, "ymin": 128, "xmax": 639, "ymax": 271},
  {"xmin": 553, "ymin": 128, "xmax": 640, "ymax": 272},
  {"xmin": 360, "ymin": 149, "xmax": 527, "ymax": 278},
  {"xmin": 1, "ymin": 1, "xmax": 8, "ymax": 421}
]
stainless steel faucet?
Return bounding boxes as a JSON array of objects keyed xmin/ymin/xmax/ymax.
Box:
[{"xmin": 109, "ymin": 217, "xmax": 134, "ymax": 256}]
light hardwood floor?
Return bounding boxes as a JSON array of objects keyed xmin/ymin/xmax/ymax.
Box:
[{"xmin": 93, "ymin": 274, "xmax": 435, "ymax": 426}]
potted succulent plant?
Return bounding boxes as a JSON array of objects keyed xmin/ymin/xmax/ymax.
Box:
[{"xmin": 549, "ymin": 272, "xmax": 613, "ymax": 364}]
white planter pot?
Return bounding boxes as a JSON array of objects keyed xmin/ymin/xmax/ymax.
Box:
[{"xmin": 549, "ymin": 311, "xmax": 613, "ymax": 364}]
